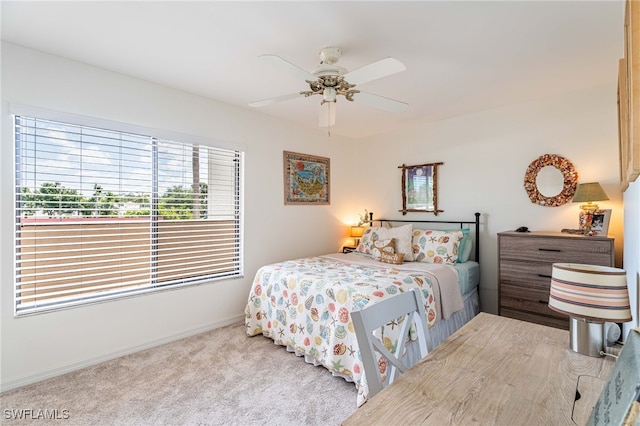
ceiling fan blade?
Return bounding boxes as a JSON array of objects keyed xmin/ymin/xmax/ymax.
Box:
[
  {"xmin": 318, "ymin": 102, "xmax": 336, "ymax": 127},
  {"xmin": 258, "ymin": 54, "xmax": 317, "ymax": 81},
  {"xmin": 248, "ymin": 92, "xmax": 302, "ymax": 108},
  {"xmin": 354, "ymin": 92, "xmax": 408, "ymax": 113},
  {"xmin": 344, "ymin": 57, "xmax": 406, "ymax": 85}
]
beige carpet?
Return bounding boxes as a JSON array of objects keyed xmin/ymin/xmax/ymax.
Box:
[{"xmin": 0, "ymin": 322, "xmax": 358, "ymax": 425}]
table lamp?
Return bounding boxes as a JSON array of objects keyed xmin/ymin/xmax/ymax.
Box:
[
  {"xmin": 572, "ymin": 182, "xmax": 609, "ymax": 234},
  {"xmin": 549, "ymin": 263, "xmax": 632, "ymax": 357},
  {"xmin": 350, "ymin": 226, "xmax": 364, "ymax": 247}
]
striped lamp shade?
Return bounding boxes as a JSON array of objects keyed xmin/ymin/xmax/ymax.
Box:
[{"xmin": 549, "ymin": 263, "xmax": 632, "ymax": 322}]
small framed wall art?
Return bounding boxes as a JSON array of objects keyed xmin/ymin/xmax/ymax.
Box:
[
  {"xmin": 283, "ymin": 151, "xmax": 330, "ymax": 205},
  {"xmin": 399, "ymin": 162, "xmax": 443, "ymax": 215}
]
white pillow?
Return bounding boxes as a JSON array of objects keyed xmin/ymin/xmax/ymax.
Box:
[{"xmin": 356, "ymin": 224, "xmax": 414, "ymax": 261}]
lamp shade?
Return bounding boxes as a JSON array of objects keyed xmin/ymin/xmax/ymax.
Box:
[
  {"xmin": 572, "ymin": 182, "xmax": 609, "ymax": 203},
  {"xmin": 549, "ymin": 263, "xmax": 632, "ymax": 322},
  {"xmin": 350, "ymin": 226, "xmax": 365, "ymax": 238}
]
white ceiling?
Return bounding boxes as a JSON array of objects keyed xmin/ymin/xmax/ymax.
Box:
[{"xmin": 1, "ymin": 1, "xmax": 625, "ymax": 139}]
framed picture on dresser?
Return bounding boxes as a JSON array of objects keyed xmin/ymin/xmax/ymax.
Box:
[{"xmin": 590, "ymin": 209, "xmax": 611, "ymax": 236}]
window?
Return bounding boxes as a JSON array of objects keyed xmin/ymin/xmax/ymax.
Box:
[{"xmin": 14, "ymin": 114, "xmax": 243, "ymax": 315}]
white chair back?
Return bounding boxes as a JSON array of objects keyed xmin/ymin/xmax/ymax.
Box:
[{"xmin": 351, "ymin": 288, "xmax": 433, "ymax": 400}]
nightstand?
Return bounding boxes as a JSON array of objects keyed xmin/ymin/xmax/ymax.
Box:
[
  {"xmin": 498, "ymin": 231, "xmax": 614, "ymax": 329},
  {"xmin": 342, "ymin": 246, "xmax": 357, "ymax": 253}
]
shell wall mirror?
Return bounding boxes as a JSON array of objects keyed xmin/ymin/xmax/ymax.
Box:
[{"xmin": 524, "ymin": 154, "xmax": 578, "ymax": 207}]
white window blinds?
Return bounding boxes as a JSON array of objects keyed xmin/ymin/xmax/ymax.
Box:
[{"xmin": 14, "ymin": 115, "xmax": 243, "ymax": 315}]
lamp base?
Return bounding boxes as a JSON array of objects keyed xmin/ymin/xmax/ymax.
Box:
[{"xmin": 569, "ymin": 317, "xmax": 605, "ymax": 357}]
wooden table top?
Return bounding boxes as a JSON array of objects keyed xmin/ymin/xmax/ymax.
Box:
[{"xmin": 342, "ymin": 312, "xmax": 616, "ymax": 425}]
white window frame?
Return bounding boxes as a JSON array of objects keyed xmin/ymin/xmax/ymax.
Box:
[{"xmin": 12, "ymin": 105, "xmax": 245, "ymax": 316}]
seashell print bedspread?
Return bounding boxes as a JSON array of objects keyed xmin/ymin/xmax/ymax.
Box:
[{"xmin": 245, "ymin": 255, "xmax": 448, "ymax": 406}]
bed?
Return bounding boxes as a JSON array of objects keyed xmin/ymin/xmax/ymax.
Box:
[{"xmin": 245, "ymin": 213, "xmax": 481, "ymax": 406}]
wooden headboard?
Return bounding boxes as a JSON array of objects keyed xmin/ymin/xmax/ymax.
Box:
[{"xmin": 368, "ymin": 212, "xmax": 481, "ymax": 262}]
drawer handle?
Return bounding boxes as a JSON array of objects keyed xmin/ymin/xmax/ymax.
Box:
[
  {"xmin": 538, "ymin": 300, "xmax": 548, "ymax": 304},
  {"xmin": 538, "ymin": 248, "xmax": 561, "ymax": 252},
  {"xmin": 538, "ymin": 274, "xmax": 552, "ymax": 279}
]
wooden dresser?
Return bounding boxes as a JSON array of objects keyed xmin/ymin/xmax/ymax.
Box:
[{"xmin": 498, "ymin": 231, "xmax": 614, "ymax": 329}]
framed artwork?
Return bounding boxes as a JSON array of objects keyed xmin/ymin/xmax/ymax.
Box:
[
  {"xmin": 399, "ymin": 162, "xmax": 443, "ymax": 215},
  {"xmin": 590, "ymin": 209, "xmax": 611, "ymax": 236},
  {"xmin": 283, "ymin": 151, "xmax": 330, "ymax": 205}
]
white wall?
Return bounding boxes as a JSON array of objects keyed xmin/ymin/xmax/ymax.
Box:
[
  {"xmin": 0, "ymin": 43, "xmax": 361, "ymax": 390},
  {"xmin": 623, "ymin": 180, "xmax": 640, "ymax": 335},
  {"xmin": 353, "ymin": 86, "xmax": 623, "ymax": 314}
]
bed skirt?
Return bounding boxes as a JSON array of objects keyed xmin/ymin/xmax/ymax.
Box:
[
  {"xmin": 282, "ymin": 287, "xmax": 480, "ymax": 385},
  {"xmin": 429, "ymin": 287, "xmax": 480, "ymax": 348}
]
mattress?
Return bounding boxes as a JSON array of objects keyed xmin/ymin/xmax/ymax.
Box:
[{"xmin": 451, "ymin": 260, "xmax": 480, "ymax": 295}]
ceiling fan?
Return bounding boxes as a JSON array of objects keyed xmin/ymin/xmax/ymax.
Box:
[{"xmin": 248, "ymin": 46, "xmax": 408, "ymax": 127}]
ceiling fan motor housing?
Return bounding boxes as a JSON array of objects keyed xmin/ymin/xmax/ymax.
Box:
[
  {"xmin": 318, "ymin": 46, "xmax": 342, "ymax": 65},
  {"xmin": 313, "ymin": 46, "xmax": 347, "ymax": 77}
]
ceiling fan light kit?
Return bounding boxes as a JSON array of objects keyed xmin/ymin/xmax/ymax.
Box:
[
  {"xmin": 319, "ymin": 101, "xmax": 336, "ymax": 128},
  {"xmin": 321, "ymin": 87, "xmax": 337, "ymax": 103},
  {"xmin": 249, "ymin": 46, "xmax": 408, "ymax": 130}
]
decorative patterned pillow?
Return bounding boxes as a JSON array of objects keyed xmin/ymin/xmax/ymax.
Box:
[
  {"xmin": 364, "ymin": 238, "xmax": 396, "ymax": 259},
  {"xmin": 412, "ymin": 229, "xmax": 464, "ymax": 264},
  {"xmin": 356, "ymin": 224, "xmax": 414, "ymax": 261},
  {"xmin": 444, "ymin": 228, "xmax": 471, "ymax": 263}
]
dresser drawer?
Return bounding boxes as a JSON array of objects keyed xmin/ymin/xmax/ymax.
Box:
[
  {"xmin": 499, "ymin": 235, "xmax": 613, "ymax": 265},
  {"xmin": 500, "ymin": 283, "xmax": 569, "ymax": 329},
  {"xmin": 500, "ymin": 283, "xmax": 563, "ymax": 317},
  {"xmin": 499, "ymin": 260, "xmax": 553, "ymax": 291}
]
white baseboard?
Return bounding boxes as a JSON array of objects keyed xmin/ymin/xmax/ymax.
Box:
[{"xmin": 0, "ymin": 313, "xmax": 245, "ymax": 393}]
